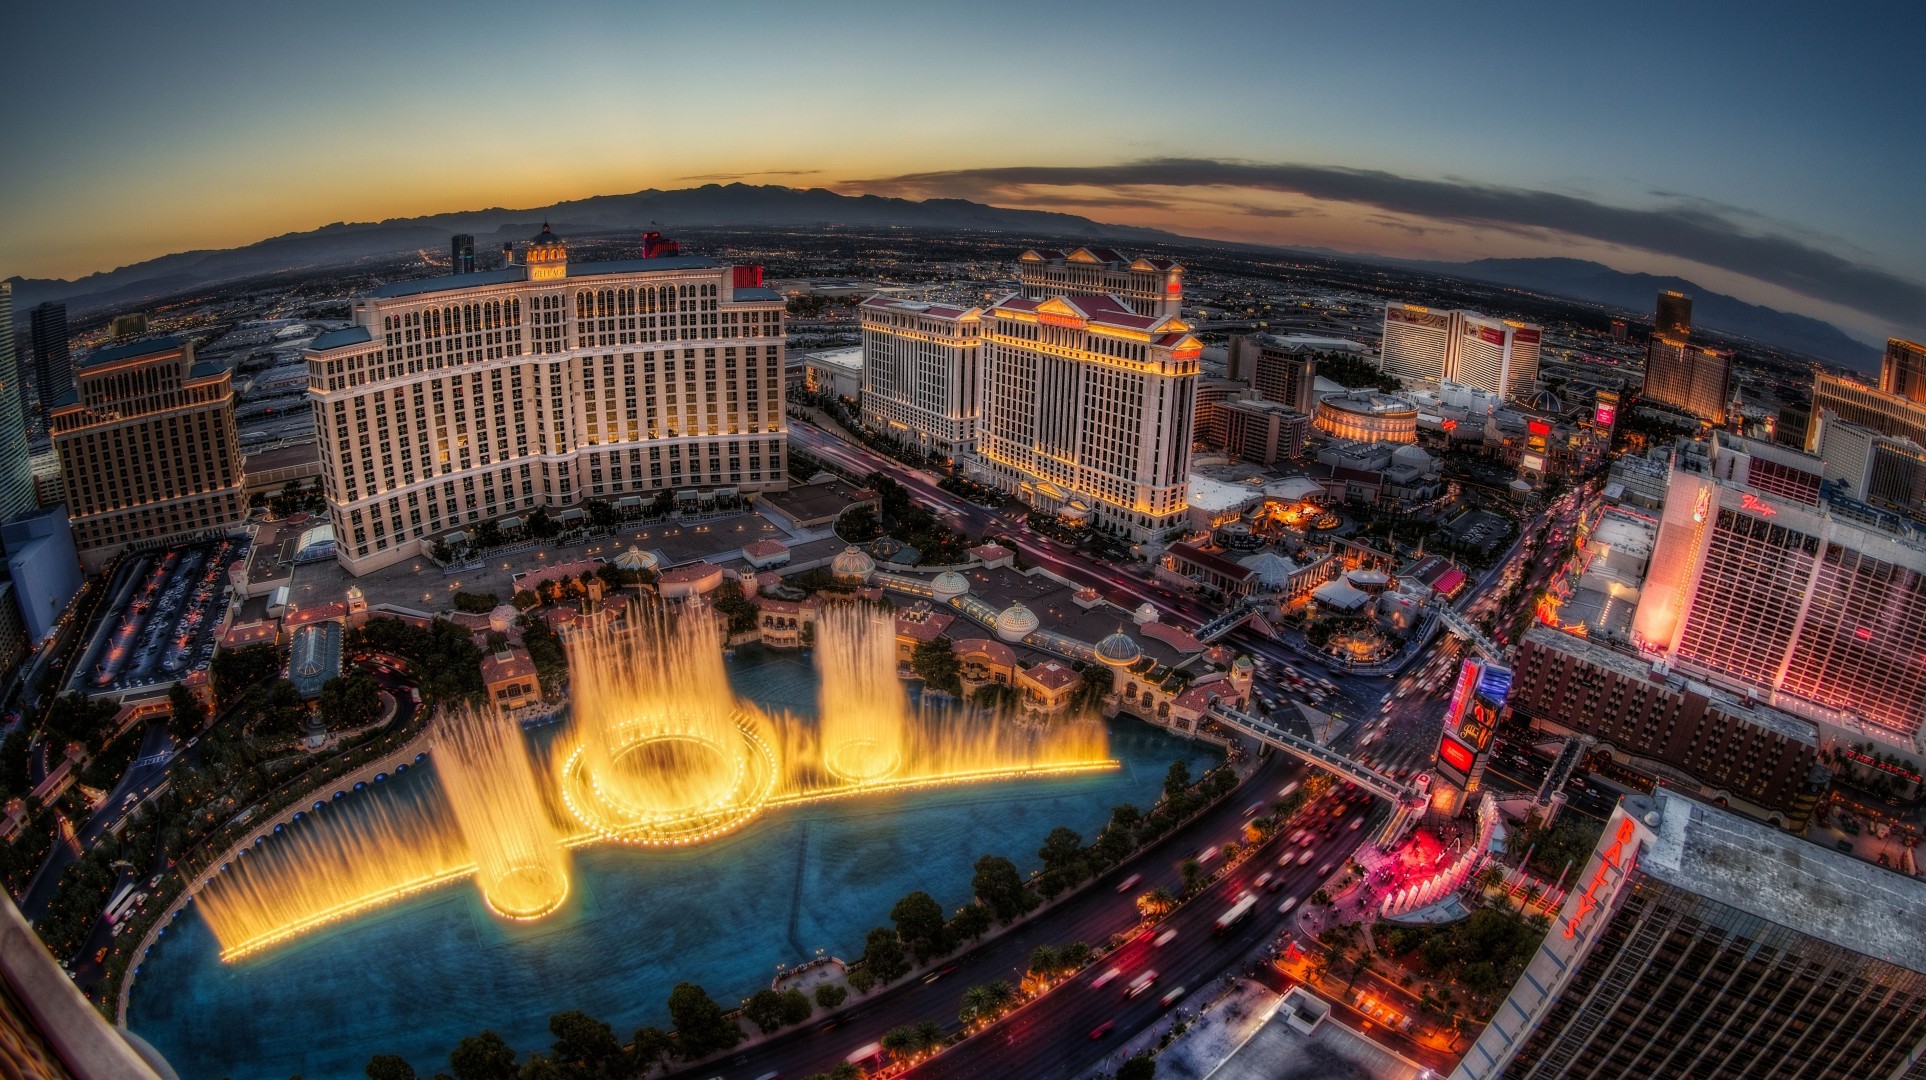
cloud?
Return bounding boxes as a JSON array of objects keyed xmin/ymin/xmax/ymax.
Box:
[{"xmin": 849, "ymin": 158, "xmax": 1926, "ymax": 326}]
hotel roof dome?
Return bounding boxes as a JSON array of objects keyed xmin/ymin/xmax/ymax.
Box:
[
  {"xmin": 614, "ymin": 546, "xmax": 658, "ymax": 572},
  {"xmin": 831, "ymin": 545, "xmax": 876, "ymax": 581},
  {"xmin": 1133, "ymin": 602, "xmax": 1160, "ymax": 625},
  {"xmin": 994, "ymin": 602, "xmax": 1040, "ymax": 642},
  {"xmin": 1095, "ymin": 628, "xmax": 1143, "ymax": 666},
  {"xmin": 930, "ymin": 571, "xmax": 970, "ymax": 599}
]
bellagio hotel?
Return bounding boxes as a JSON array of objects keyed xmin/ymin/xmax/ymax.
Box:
[{"xmin": 307, "ymin": 226, "xmax": 788, "ymax": 575}]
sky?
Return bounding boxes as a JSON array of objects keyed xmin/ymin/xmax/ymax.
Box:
[{"xmin": 3, "ymin": 0, "xmax": 1922, "ymax": 344}]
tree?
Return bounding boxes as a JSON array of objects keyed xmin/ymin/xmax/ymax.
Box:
[
  {"xmin": 1118, "ymin": 1055, "xmax": 1157, "ymax": 1080},
  {"xmin": 365, "ymin": 1055, "xmax": 417, "ymax": 1080},
  {"xmin": 972, "ymin": 682, "xmax": 1019, "ymax": 711},
  {"xmin": 847, "ymin": 967, "xmax": 878, "ymax": 994},
  {"xmin": 1163, "ymin": 760, "xmax": 1192, "ymax": 803},
  {"xmin": 1180, "ymin": 859, "xmax": 1206, "ymax": 895},
  {"xmin": 626, "ymin": 1027, "xmax": 673, "ymax": 1074},
  {"xmin": 891, "ymin": 890, "xmax": 950, "ymax": 962},
  {"xmin": 318, "ymin": 673, "xmax": 383, "ymax": 730},
  {"xmin": 709, "ymin": 580, "xmax": 761, "ymax": 636},
  {"xmin": 910, "ymin": 637, "xmax": 962, "ymax": 694},
  {"xmin": 1027, "ymin": 944, "xmax": 1060, "ymax": 977},
  {"xmin": 1137, "ymin": 887, "xmax": 1175, "ymax": 919},
  {"xmin": 815, "ymin": 983, "xmax": 848, "ymax": 1010},
  {"xmin": 882, "ymin": 1025, "xmax": 919, "ymax": 1060},
  {"xmin": 211, "ymin": 645, "xmax": 281, "ymax": 705},
  {"xmin": 913, "ymin": 1020, "xmax": 944, "ymax": 1051},
  {"xmin": 167, "ymin": 683, "xmax": 206, "ymax": 733},
  {"xmin": 861, "ymin": 925, "xmax": 912, "ymax": 984},
  {"xmin": 547, "ymin": 1010, "xmax": 622, "ymax": 1076},
  {"xmin": 947, "ymin": 902, "xmax": 993, "ymax": 944},
  {"xmin": 448, "ymin": 1031, "xmax": 518, "ymax": 1080},
  {"xmin": 665, "ymin": 982, "xmax": 741, "ymax": 1058},
  {"xmin": 744, "ymin": 989, "xmax": 790, "ymax": 1035},
  {"xmin": 1071, "ymin": 664, "xmax": 1113, "ymax": 713},
  {"xmin": 779, "ymin": 988, "xmax": 813, "ymax": 1026},
  {"xmin": 960, "ymin": 984, "xmax": 999, "ymax": 1024},
  {"xmin": 1037, "ymin": 827, "xmax": 1085, "ymax": 877},
  {"xmin": 971, "ymin": 854, "xmax": 1035, "ymax": 923}
]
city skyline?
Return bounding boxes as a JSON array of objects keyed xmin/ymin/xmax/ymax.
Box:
[{"xmin": 3, "ymin": 2, "xmax": 1923, "ymax": 346}]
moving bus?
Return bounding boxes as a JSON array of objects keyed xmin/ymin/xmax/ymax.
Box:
[{"xmin": 1214, "ymin": 893, "xmax": 1258, "ymax": 934}]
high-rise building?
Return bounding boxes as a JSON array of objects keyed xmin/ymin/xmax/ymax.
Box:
[
  {"xmin": 1643, "ymin": 335, "xmax": 1731, "ymax": 424},
  {"xmin": 1631, "ymin": 433, "xmax": 1926, "ymax": 745},
  {"xmin": 1379, "ymin": 303, "xmax": 1459, "ymax": 384},
  {"xmin": 857, "ymin": 296, "xmax": 983, "ymax": 461},
  {"xmin": 108, "ymin": 312, "xmax": 148, "ymax": 341},
  {"xmin": 0, "ymin": 284, "xmax": 32, "ymax": 525},
  {"xmin": 1453, "ymin": 313, "xmax": 1542, "ymax": 401},
  {"xmin": 1227, "ymin": 332, "xmax": 1318, "ymax": 415},
  {"xmin": 1218, "ymin": 399, "xmax": 1310, "ymax": 466},
  {"xmin": 1879, "ymin": 338, "xmax": 1926, "ymax": 404},
  {"xmin": 1192, "ymin": 376, "xmax": 1250, "ymax": 451},
  {"xmin": 1377, "ymin": 303, "xmax": 1541, "ymax": 402},
  {"xmin": 1456, "ymin": 791, "xmax": 1926, "ymax": 1080},
  {"xmin": 1819, "ymin": 416, "xmax": 1926, "ymax": 521},
  {"xmin": 451, "ymin": 234, "xmax": 476, "ymax": 275},
  {"xmin": 29, "ymin": 300, "xmax": 74, "ymax": 414},
  {"xmin": 52, "ymin": 337, "xmax": 247, "ymax": 569},
  {"xmin": 1655, "ymin": 288, "xmax": 1692, "ymax": 338},
  {"xmin": 1807, "ymin": 367, "xmax": 1926, "ymax": 453},
  {"xmin": 972, "ymin": 292, "xmax": 1198, "ymax": 540},
  {"xmin": 306, "ymin": 226, "xmax": 788, "ymax": 576},
  {"xmin": 1609, "ymin": 318, "xmax": 1628, "ymax": 342},
  {"xmin": 1016, "ymin": 248, "xmax": 1183, "ymax": 320}
]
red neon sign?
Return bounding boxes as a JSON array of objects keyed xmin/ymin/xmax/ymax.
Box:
[
  {"xmin": 1444, "ymin": 659, "xmax": 1478, "ymax": 728},
  {"xmin": 1564, "ymin": 817, "xmax": 1639, "ymax": 939},
  {"xmin": 1740, "ymin": 493, "xmax": 1777, "ymax": 517},
  {"xmin": 1528, "ymin": 419, "xmax": 1553, "ymax": 437},
  {"xmin": 1438, "ymin": 735, "xmax": 1476, "ymax": 773}
]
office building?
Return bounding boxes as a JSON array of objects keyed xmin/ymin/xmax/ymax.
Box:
[
  {"xmin": 1643, "ymin": 335, "xmax": 1731, "ymax": 424},
  {"xmin": 1818, "ymin": 416, "xmax": 1926, "ymax": 521},
  {"xmin": 451, "ymin": 234, "xmax": 476, "ymax": 275},
  {"xmin": 1219, "ymin": 399, "xmax": 1310, "ymax": 466},
  {"xmin": 1, "ymin": 506, "xmax": 82, "ymax": 641},
  {"xmin": 1654, "ymin": 288, "xmax": 1692, "ymax": 338},
  {"xmin": 1511, "ymin": 626, "xmax": 1822, "ymax": 824},
  {"xmin": 1016, "ymin": 248, "xmax": 1183, "ymax": 320},
  {"xmin": 1631, "ymin": 433, "xmax": 1926, "ymax": 745},
  {"xmin": 973, "ymin": 292, "xmax": 1198, "ymax": 540},
  {"xmin": 1377, "ymin": 303, "xmax": 1542, "ymax": 402},
  {"xmin": 857, "ymin": 296, "xmax": 983, "ymax": 461},
  {"xmin": 29, "ymin": 301, "xmax": 74, "ymax": 414},
  {"xmin": 1227, "ymin": 332, "xmax": 1318, "ymax": 414},
  {"xmin": 1454, "ymin": 312, "xmax": 1542, "ymax": 401},
  {"xmin": 108, "ymin": 312, "xmax": 148, "ymax": 341},
  {"xmin": 1456, "ymin": 791, "xmax": 1926, "ymax": 1080},
  {"xmin": 1880, "ymin": 338, "xmax": 1926, "ymax": 404},
  {"xmin": 0, "ymin": 284, "xmax": 32, "ymax": 525},
  {"xmin": 1379, "ymin": 303, "xmax": 1459, "ymax": 384},
  {"xmin": 306, "ymin": 226, "xmax": 788, "ymax": 576},
  {"xmin": 52, "ymin": 337, "xmax": 247, "ymax": 569}
]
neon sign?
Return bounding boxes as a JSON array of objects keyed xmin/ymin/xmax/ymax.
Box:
[
  {"xmin": 1564, "ymin": 817, "xmax": 1639, "ymax": 939},
  {"xmin": 1444, "ymin": 659, "xmax": 1479, "ymax": 728},
  {"xmin": 1740, "ymin": 493, "xmax": 1777, "ymax": 517},
  {"xmin": 1439, "ymin": 734, "xmax": 1476, "ymax": 774}
]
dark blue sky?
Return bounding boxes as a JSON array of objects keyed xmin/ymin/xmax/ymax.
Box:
[{"xmin": 4, "ymin": 0, "xmax": 1920, "ymax": 341}]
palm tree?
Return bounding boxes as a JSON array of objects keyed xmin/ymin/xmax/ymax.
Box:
[
  {"xmin": 987, "ymin": 980, "xmax": 1017, "ymax": 1009},
  {"xmin": 914, "ymin": 1020, "xmax": 945, "ymax": 1051},
  {"xmin": 1137, "ymin": 886, "xmax": 1176, "ymax": 918},
  {"xmin": 959, "ymin": 984, "xmax": 997, "ymax": 1025},
  {"xmin": 1179, "ymin": 859, "xmax": 1205, "ymax": 895}
]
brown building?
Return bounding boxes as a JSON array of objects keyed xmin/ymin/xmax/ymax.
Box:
[
  {"xmin": 480, "ymin": 646, "xmax": 540, "ymax": 709},
  {"xmin": 1511, "ymin": 626, "xmax": 1822, "ymax": 824},
  {"xmin": 1220, "ymin": 399, "xmax": 1310, "ymax": 466},
  {"xmin": 1879, "ymin": 338, "xmax": 1926, "ymax": 404},
  {"xmin": 1643, "ymin": 335, "xmax": 1729, "ymax": 424},
  {"xmin": 1227, "ymin": 332, "xmax": 1318, "ymax": 415},
  {"xmin": 51, "ymin": 337, "xmax": 246, "ymax": 570}
]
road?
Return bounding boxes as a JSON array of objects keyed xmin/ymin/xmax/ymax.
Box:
[{"xmin": 661, "ymin": 752, "xmax": 1388, "ymax": 1080}]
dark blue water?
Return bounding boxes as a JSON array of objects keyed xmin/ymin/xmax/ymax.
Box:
[{"xmin": 126, "ymin": 647, "xmax": 1220, "ymax": 1080}]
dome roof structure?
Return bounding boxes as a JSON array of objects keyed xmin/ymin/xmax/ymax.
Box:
[
  {"xmin": 993, "ymin": 603, "xmax": 1040, "ymax": 642},
  {"xmin": 1528, "ymin": 388, "xmax": 1563, "ymax": 415},
  {"xmin": 1239, "ymin": 551, "xmax": 1296, "ymax": 591},
  {"xmin": 1133, "ymin": 601, "xmax": 1160, "ymax": 625},
  {"xmin": 531, "ymin": 223, "xmax": 563, "ymax": 245},
  {"xmin": 930, "ymin": 571, "xmax": 970, "ymax": 599},
  {"xmin": 614, "ymin": 546, "xmax": 658, "ymax": 572},
  {"xmin": 1094, "ymin": 628, "xmax": 1143, "ymax": 666},
  {"xmin": 831, "ymin": 545, "xmax": 876, "ymax": 582}
]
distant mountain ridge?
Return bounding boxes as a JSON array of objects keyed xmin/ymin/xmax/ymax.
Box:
[
  {"xmin": 1392, "ymin": 255, "xmax": 1879, "ymax": 373},
  {"xmin": 4, "ymin": 184, "xmax": 1874, "ymax": 370},
  {"xmin": 2, "ymin": 183, "xmax": 1172, "ymax": 319}
]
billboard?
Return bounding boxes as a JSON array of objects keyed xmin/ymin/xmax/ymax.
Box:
[{"xmin": 1439, "ymin": 733, "xmax": 1477, "ymax": 775}]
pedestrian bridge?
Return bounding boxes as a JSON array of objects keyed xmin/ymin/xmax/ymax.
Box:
[
  {"xmin": 1209, "ymin": 703, "xmax": 1409, "ymax": 804},
  {"xmin": 1433, "ymin": 604, "xmax": 1505, "ymax": 662}
]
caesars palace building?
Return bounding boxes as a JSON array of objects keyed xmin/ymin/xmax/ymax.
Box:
[{"xmin": 306, "ymin": 227, "xmax": 789, "ymax": 576}]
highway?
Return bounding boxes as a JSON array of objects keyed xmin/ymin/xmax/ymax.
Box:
[{"xmin": 660, "ymin": 752, "xmax": 1392, "ymax": 1080}]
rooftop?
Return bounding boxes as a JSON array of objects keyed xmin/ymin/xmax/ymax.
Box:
[
  {"xmin": 1637, "ymin": 791, "xmax": 1926, "ymax": 972},
  {"xmin": 366, "ymin": 267, "xmax": 525, "ymax": 299},
  {"xmin": 77, "ymin": 335, "xmax": 185, "ymax": 371},
  {"xmin": 309, "ymin": 325, "xmax": 373, "ymax": 351}
]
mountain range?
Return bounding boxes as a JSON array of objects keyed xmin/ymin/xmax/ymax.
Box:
[{"xmin": 4, "ymin": 183, "xmax": 1876, "ymax": 371}]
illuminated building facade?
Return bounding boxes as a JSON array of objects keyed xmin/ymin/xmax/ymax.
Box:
[
  {"xmin": 1227, "ymin": 332, "xmax": 1318, "ymax": 414},
  {"xmin": 29, "ymin": 300, "xmax": 74, "ymax": 414},
  {"xmin": 857, "ymin": 296, "xmax": 983, "ymax": 460},
  {"xmin": 1818, "ymin": 416, "xmax": 1926, "ymax": 522},
  {"xmin": 0, "ymin": 283, "xmax": 31, "ymax": 524},
  {"xmin": 1453, "ymin": 312, "xmax": 1542, "ymax": 401},
  {"xmin": 1456, "ymin": 791, "xmax": 1926, "ymax": 1080},
  {"xmin": 1313, "ymin": 391, "xmax": 1418, "ymax": 444},
  {"xmin": 451, "ymin": 234, "xmax": 475, "ymax": 275},
  {"xmin": 1377, "ymin": 303, "xmax": 1541, "ymax": 402},
  {"xmin": 306, "ymin": 227, "xmax": 788, "ymax": 576},
  {"xmin": 1016, "ymin": 248, "xmax": 1183, "ymax": 320},
  {"xmin": 1511, "ymin": 626, "xmax": 1822, "ymax": 824},
  {"xmin": 52, "ymin": 337, "xmax": 246, "ymax": 569},
  {"xmin": 972, "ymin": 292, "xmax": 1199, "ymax": 540},
  {"xmin": 1654, "ymin": 288, "xmax": 1692, "ymax": 338},
  {"xmin": 1219, "ymin": 399, "xmax": 1310, "ymax": 466},
  {"xmin": 1643, "ymin": 335, "xmax": 1730, "ymax": 424},
  {"xmin": 1632, "ymin": 433, "xmax": 1926, "ymax": 745},
  {"xmin": 1879, "ymin": 338, "xmax": 1926, "ymax": 403},
  {"xmin": 1431, "ymin": 657, "xmax": 1509, "ymax": 815},
  {"xmin": 1379, "ymin": 303, "xmax": 1458, "ymax": 384}
]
